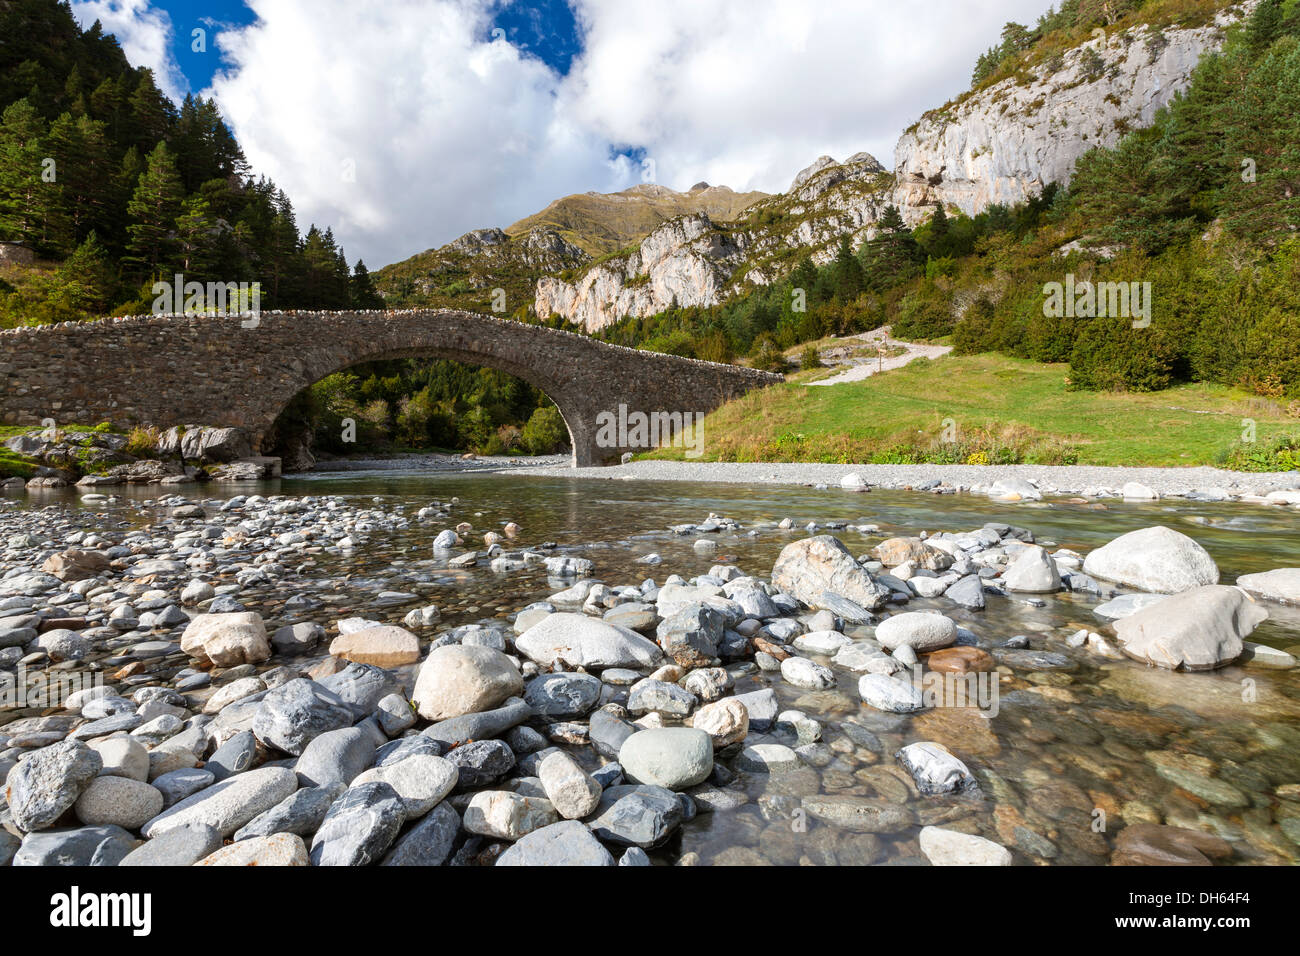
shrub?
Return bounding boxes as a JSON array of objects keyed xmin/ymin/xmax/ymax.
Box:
[
  {"xmin": 521, "ymin": 405, "xmax": 569, "ymax": 455},
  {"xmin": 799, "ymin": 344, "xmax": 821, "ymax": 370}
]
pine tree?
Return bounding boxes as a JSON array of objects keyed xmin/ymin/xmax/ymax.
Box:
[
  {"xmin": 350, "ymin": 260, "xmax": 385, "ymax": 309},
  {"xmin": 832, "ymin": 234, "xmax": 864, "ymax": 300},
  {"xmin": 124, "ymin": 141, "xmax": 183, "ymax": 274},
  {"xmin": 1248, "ymin": 0, "xmax": 1285, "ymax": 55},
  {"xmin": 0, "ymin": 99, "xmax": 48, "ymax": 245}
]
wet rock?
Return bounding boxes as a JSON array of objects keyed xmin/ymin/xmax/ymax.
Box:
[
  {"xmin": 801, "ymin": 795, "xmax": 916, "ymax": 833},
  {"xmin": 1114, "ymin": 585, "xmax": 1266, "ymax": 671},
  {"xmin": 1112, "ymin": 823, "xmax": 1233, "ymax": 866},
  {"xmin": 1003, "ymin": 545, "xmax": 1061, "ymax": 593},
  {"xmin": 920, "ymin": 826, "xmax": 1012, "ymax": 865},
  {"xmin": 1083, "ymin": 526, "xmax": 1220, "ymax": 594},
  {"xmin": 858, "ymin": 673, "xmax": 925, "ymax": 713},
  {"xmin": 876, "ymin": 612, "xmax": 958, "ymax": 652},
  {"xmin": 780, "ymin": 655, "xmax": 836, "ymax": 689},
  {"xmin": 896, "ymin": 742, "xmax": 980, "ymax": 795}
]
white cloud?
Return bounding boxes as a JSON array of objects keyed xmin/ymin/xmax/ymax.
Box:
[
  {"xmin": 199, "ymin": 0, "xmax": 1053, "ymax": 266},
  {"xmin": 69, "ymin": 0, "xmax": 188, "ymax": 101},
  {"xmin": 561, "ymin": 0, "xmax": 1051, "ymax": 195}
]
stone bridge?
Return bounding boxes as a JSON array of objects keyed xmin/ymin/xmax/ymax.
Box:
[{"xmin": 0, "ymin": 310, "xmax": 781, "ymax": 466}]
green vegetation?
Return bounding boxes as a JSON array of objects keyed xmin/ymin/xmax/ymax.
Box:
[
  {"xmin": 0, "ymin": 0, "xmax": 386, "ymax": 325},
  {"xmin": 269, "ymin": 361, "xmax": 570, "ymax": 459},
  {"xmin": 643, "ymin": 354, "xmax": 1299, "ymax": 466}
]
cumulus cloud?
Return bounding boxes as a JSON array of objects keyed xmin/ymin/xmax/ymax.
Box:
[
  {"xmin": 70, "ymin": 0, "xmax": 188, "ymax": 100},
  {"xmin": 207, "ymin": 0, "xmax": 632, "ymax": 268},
  {"xmin": 563, "ymin": 0, "xmax": 1051, "ymax": 195},
  {"xmin": 200, "ymin": 0, "xmax": 1050, "ymax": 266}
]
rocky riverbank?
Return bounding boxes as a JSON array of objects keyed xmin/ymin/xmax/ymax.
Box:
[
  {"xmin": 507, "ymin": 459, "xmax": 1300, "ymax": 505},
  {"xmin": 1, "ymin": 486, "xmax": 1298, "ymax": 867}
]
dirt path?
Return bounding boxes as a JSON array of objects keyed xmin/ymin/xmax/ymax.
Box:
[{"xmin": 804, "ymin": 326, "xmax": 952, "ymax": 387}]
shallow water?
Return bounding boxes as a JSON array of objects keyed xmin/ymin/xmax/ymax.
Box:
[{"xmin": 10, "ymin": 470, "xmax": 1300, "ymax": 865}]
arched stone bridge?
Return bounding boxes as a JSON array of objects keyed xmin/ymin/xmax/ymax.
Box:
[{"xmin": 0, "ymin": 310, "xmax": 781, "ymax": 466}]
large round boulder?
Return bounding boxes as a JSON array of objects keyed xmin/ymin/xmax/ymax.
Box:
[
  {"xmin": 619, "ymin": 727, "xmax": 714, "ymax": 791},
  {"xmin": 412, "ymin": 644, "xmax": 524, "ymax": 721},
  {"xmin": 1082, "ymin": 526, "xmax": 1219, "ymax": 594},
  {"xmin": 874, "ymin": 612, "xmax": 957, "ymax": 652}
]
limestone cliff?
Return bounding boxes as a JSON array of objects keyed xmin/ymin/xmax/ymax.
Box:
[
  {"xmin": 892, "ymin": 6, "xmax": 1251, "ymax": 224},
  {"xmin": 534, "ymin": 213, "xmax": 749, "ymax": 332}
]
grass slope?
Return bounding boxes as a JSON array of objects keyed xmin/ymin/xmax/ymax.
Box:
[{"xmin": 646, "ymin": 353, "xmax": 1296, "ymax": 467}]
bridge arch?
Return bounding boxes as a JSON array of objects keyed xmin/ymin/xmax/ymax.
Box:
[{"xmin": 1, "ymin": 309, "xmax": 779, "ymax": 467}]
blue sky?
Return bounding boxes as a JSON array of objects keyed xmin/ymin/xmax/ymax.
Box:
[{"xmin": 69, "ymin": 0, "xmax": 1053, "ymax": 267}]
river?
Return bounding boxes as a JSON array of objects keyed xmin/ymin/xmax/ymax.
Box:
[{"xmin": 5, "ymin": 468, "xmax": 1300, "ymax": 865}]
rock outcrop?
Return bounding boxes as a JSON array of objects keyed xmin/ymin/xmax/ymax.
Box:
[
  {"xmin": 892, "ymin": 10, "xmax": 1248, "ymax": 224},
  {"xmin": 535, "ymin": 214, "xmax": 749, "ymax": 332}
]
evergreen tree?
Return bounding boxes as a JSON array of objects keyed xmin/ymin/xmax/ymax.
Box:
[
  {"xmin": 124, "ymin": 140, "xmax": 183, "ymax": 274},
  {"xmin": 350, "ymin": 260, "xmax": 385, "ymax": 309},
  {"xmin": 832, "ymin": 234, "xmax": 864, "ymax": 300},
  {"xmin": 0, "ymin": 99, "xmax": 49, "ymax": 245}
]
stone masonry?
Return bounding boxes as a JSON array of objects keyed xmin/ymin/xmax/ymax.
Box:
[{"xmin": 0, "ymin": 310, "xmax": 780, "ymax": 466}]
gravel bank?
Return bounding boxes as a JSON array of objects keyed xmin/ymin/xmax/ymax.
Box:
[{"xmin": 503, "ymin": 459, "xmax": 1300, "ymax": 500}]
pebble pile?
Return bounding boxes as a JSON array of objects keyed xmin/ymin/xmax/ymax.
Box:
[{"xmin": 1, "ymin": 487, "xmax": 1298, "ymax": 867}]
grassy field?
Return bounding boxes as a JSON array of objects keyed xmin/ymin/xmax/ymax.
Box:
[{"xmin": 645, "ymin": 353, "xmax": 1299, "ymax": 467}]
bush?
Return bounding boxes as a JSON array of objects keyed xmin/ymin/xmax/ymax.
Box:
[
  {"xmin": 750, "ymin": 336, "xmax": 789, "ymax": 372},
  {"xmin": 521, "ymin": 405, "xmax": 569, "ymax": 455},
  {"xmin": 1222, "ymin": 433, "xmax": 1300, "ymax": 472},
  {"xmin": 799, "ymin": 344, "xmax": 821, "ymax": 370},
  {"xmin": 893, "ymin": 286, "xmax": 955, "ymax": 340},
  {"xmin": 124, "ymin": 426, "xmax": 161, "ymax": 458},
  {"xmin": 1068, "ymin": 317, "xmax": 1176, "ymax": 391}
]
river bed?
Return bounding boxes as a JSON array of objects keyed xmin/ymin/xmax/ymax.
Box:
[{"xmin": 4, "ymin": 468, "xmax": 1300, "ymax": 866}]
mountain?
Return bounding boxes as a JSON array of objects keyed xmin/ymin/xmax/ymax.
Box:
[
  {"xmin": 372, "ymin": 182, "xmax": 769, "ymax": 313},
  {"xmin": 376, "ymin": 1, "xmax": 1256, "ymax": 332},
  {"xmin": 504, "ymin": 182, "xmax": 769, "ymax": 257}
]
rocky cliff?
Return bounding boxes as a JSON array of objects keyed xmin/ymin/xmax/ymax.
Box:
[
  {"xmin": 386, "ymin": 3, "xmax": 1252, "ymax": 331},
  {"xmin": 892, "ymin": 6, "xmax": 1250, "ymax": 224},
  {"xmin": 535, "ymin": 213, "xmax": 750, "ymax": 332}
]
